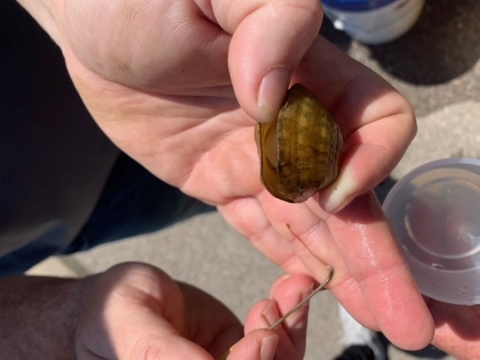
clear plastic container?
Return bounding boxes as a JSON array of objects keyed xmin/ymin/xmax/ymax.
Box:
[
  {"xmin": 383, "ymin": 158, "xmax": 480, "ymax": 305},
  {"xmin": 322, "ymin": 0, "xmax": 425, "ymax": 45}
]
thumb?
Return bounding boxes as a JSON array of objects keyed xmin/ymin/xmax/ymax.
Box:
[
  {"xmin": 211, "ymin": 0, "xmax": 323, "ymax": 123},
  {"xmin": 76, "ymin": 263, "xmax": 212, "ymax": 359},
  {"xmin": 107, "ymin": 303, "xmax": 213, "ymax": 359}
]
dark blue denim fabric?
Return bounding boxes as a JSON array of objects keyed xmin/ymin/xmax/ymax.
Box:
[
  {"xmin": 63, "ymin": 153, "xmax": 215, "ymax": 255},
  {"xmin": 0, "ymin": 0, "xmax": 214, "ymax": 275},
  {"xmin": 0, "ymin": 151, "xmax": 214, "ymax": 276}
]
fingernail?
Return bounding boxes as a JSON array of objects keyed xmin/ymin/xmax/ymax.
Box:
[
  {"xmin": 261, "ymin": 301, "xmax": 279, "ymax": 328},
  {"xmin": 257, "ymin": 67, "xmax": 290, "ymax": 123},
  {"xmin": 260, "ymin": 334, "xmax": 278, "ymax": 360},
  {"xmin": 229, "ymin": 339, "xmax": 240, "ymax": 352},
  {"xmin": 318, "ymin": 170, "xmax": 357, "ymax": 213},
  {"xmin": 275, "ymin": 273, "xmax": 292, "ymax": 286}
]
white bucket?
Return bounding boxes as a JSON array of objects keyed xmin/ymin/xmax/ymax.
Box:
[{"xmin": 322, "ymin": 0, "xmax": 425, "ymax": 45}]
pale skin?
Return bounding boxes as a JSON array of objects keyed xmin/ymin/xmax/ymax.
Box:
[
  {"xmin": 0, "ymin": 262, "xmax": 313, "ymax": 359},
  {"xmin": 13, "ymin": 0, "xmax": 476, "ymax": 358},
  {"xmin": 74, "ymin": 264, "xmax": 314, "ymax": 360}
]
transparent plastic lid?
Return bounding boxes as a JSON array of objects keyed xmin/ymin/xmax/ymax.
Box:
[{"xmin": 383, "ymin": 158, "xmax": 480, "ymax": 305}]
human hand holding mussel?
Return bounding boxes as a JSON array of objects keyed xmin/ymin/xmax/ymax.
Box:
[{"xmin": 25, "ymin": 0, "xmax": 434, "ymax": 354}]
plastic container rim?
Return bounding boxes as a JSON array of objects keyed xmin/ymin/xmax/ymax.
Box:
[{"xmin": 383, "ymin": 157, "xmax": 480, "ymax": 274}]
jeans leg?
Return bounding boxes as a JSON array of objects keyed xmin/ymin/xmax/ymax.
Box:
[{"xmin": 63, "ymin": 153, "xmax": 215, "ymax": 254}]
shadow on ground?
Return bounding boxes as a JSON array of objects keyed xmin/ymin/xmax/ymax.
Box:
[
  {"xmin": 377, "ymin": 333, "xmax": 448, "ymax": 360},
  {"xmin": 321, "ymin": 0, "xmax": 480, "ymax": 85}
]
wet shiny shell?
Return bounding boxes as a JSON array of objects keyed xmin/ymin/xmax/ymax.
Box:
[{"xmin": 255, "ymin": 84, "xmax": 343, "ymax": 203}]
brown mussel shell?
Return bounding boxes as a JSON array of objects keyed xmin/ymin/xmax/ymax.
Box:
[{"xmin": 255, "ymin": 84, "xmax": 343, "ymax": 203}]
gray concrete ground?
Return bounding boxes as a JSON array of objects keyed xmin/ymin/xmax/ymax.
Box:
[{"xmin": 28, "ymin": 1, "xmax": 479, "ymax": 359}]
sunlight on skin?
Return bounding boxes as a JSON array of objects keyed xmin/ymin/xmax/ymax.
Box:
[{"xmin": 17, "ymin": 0, "xmax": 437, "ymax": 352}]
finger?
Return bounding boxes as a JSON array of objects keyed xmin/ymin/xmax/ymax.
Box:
[
  {"xmin": 269, "ymin": 274, "xmax": 315, "ymax": 355},
  {"xmin": 244, "ymin": 274, "xmax": 314, "ymax": 359},
  {"xmin": 294, "ymin": 36, "xmax": 416, "ymax": 213},
  {"xmin": 244, "ymin": 299, "xmax": 300, "ymax": 360},
  {"xmin": 224, "ymin": 329, "xmax": 278, "ymax": 360},
  {"xmin": 211, "ymin": 0, "xmax": 323, "ymax": 123},
  {"xmin": 176, "ymin": 282, "xmax": 244, "ymax": 358},
  {"xmin": 327, "ymin": 192, "xmax": 434, "ymax": 350},
  {"xmin": 83, "ymin": 263, "xmax": 213, "ymax": 359}
]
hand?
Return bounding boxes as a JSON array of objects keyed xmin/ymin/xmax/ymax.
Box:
[
  {"xmin": 427, "ymin": 299, "xmax": 480, "ymax": 360},
  {"xmin": 23, "ymin": 0, "xmax": 433, "ymax": 350},
  {"xmin": 75, "ymin": 262, "xmax": 313, "ymax": 360}
]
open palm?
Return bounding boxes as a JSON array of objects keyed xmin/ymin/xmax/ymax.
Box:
[{"xmin": 40, "ymin": 0, "xmax": 434, "ymax": 351}]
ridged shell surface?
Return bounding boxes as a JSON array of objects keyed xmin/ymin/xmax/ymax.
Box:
[{"xmin": 255, "ymin": 84, "xmax": 343, "ymax": 203}]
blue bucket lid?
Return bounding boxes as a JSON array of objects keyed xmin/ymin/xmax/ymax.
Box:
[{"xmin": 322, "ymin": 0, "xmax": 398, "ymax": 11}]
